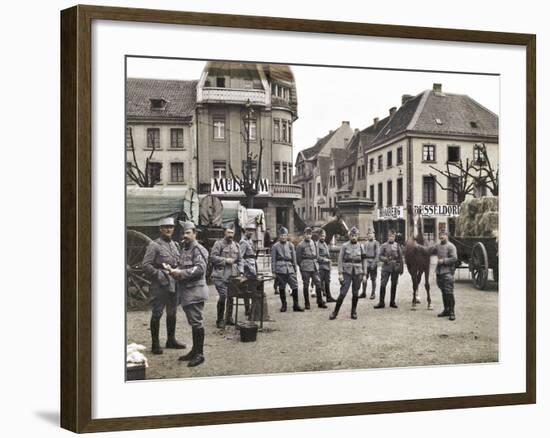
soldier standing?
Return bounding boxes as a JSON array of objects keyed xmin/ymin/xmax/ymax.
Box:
[
  {"xmin": 317, "ymin": 229, "xmax": 336, "ymax": 303},
  {"xmin": 330, "ymin": 227, "xmax": 366, "ymax": 320},
  {"xmin": 416, "ymin": 229, "xmax": 458, "ymax": 320},
  {"xmin": 359, "ymin": 229, "xmax": 380, "ymax": 300},
  {"xmin": 239, "ymin": 224, "xmax": 257, "ymax": 317},
  {"xmin": 141, "ymin": 217, "xmax": 186, "ymax": 355},
  {"xmin": 374, "ymin": 229, "xmax": 404, "ymax": 309},
  {"xmin": 271, "ymin": 227, "xmax": 304, "ymax": 312},
  {"xmin": 165, "ymin": 221, "xmax": 209, "ymax": 367},
  {"xmin": 296, "ymin": 227, "xmax": 327, "ymax": 309},
  {"xmin": 210, "ymin": 225, "xmax": 244, "ymax": 328}
]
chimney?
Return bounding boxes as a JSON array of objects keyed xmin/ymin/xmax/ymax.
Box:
[
  {"xmin": 373, "ymin": 117, "xmax": 379, "ymax": 128},
  {"xmin": 354, "ymin": 128, "xmax": 359, "ymax": 133},
  {"xmin": 401, "ymin": 94, "xmax": 413, "ymax": 105},
  {"xmin": 389, "ymin": 107, "xmax": 397, "ymax": 117},
  {"xmin": 433, "ymin": 83, "xmax": 442, "ymax": 92},
  {"xmin": 342, "ymin": 121, "xmax": 350, "ymax": 125}
]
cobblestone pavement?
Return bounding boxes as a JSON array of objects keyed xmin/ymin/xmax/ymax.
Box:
[{"xmin": 127, "ymin": 261, "xmax": 498, "ymax": 380}]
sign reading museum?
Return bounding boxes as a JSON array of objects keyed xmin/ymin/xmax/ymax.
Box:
[{"xmin": 211, "ymin": 178, "xmax": 270, "ymax": 195}]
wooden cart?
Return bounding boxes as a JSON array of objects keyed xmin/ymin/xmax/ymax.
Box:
[{"xmin": 449, "ymin": 235, "xmax": 498, "ymax": 290}]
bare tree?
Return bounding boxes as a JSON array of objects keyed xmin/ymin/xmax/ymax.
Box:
[
  {"xmin": 126, "ymin": 129, "xmax": 161, "ymax": 187},
  {"xmin": 429, "ymin": 158, "xmax": 478, "ymax": 203},
  {"xmin": 471, "ymin": 143, "xmax": 499, "ymax": 196}
]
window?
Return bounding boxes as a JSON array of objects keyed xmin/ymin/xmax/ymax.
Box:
[
  {"xmin": 435, "ymin": 118, "xmax": 443, "ymax": 125},
  {"xmin": 288, "ymin": 123, "xmax": 292, "ymax": 143},
  {"xmin": 146, "ymin": 128, "xmax": 160, "ymax": 149},
  {"xmin": 213, "ymin": 117, "xmax": 225, "ymax": 140},
  {"xmin": 378, "ymin": 155, "xmax": 383, "ymax": 171},
  {"xmin": 473, "ymin": 145, "xmax": 487, "ymax": 166},
  {"xmin": 362, "ymin": 191, "xmax": 367, "ymax": 198},
  {"xmin": 317, "ymin": 182, "xmax": 321, "ymax": 196},
  {"xmin": 301, "ymin": 184, "xmax": 305, "ymax": 197},
  {"xmin": 246, "ymin": 120, "xmax": 257, "ymax": 141},
  {"xmin": 308, "ymin": 182, "xmax": 312, "ymax": 198},
  {"xmin": 423, "ymin": 176, "xmax": 436, "ymax": 204},
  {"xmin": 309, "ymin": 206, "xmax": 312, "ymax": 219},
  {"xmin": 397, "ymin": 146, "xmax": 403, "ymax": 165},
  {"xmin": 447, "ymin": 146, "xmax": 460, "ymax": 162},
  {"xmin": 147, "ymin": 162, "xmax": 162, "ymax": 185},
  {"xmin": 274, "ymin": 163, "xmax": 281, "ymax": 183},
  {"xmin": 387, "ymin": 180, "xmax": 393, "ymax": 206},
  {"xmin": 170, "ymin": 162, "xmax": 184, "ymax": 183},
  {"xmin": 282, "ymin": 120, "xmax": 288, "ymax": 142},
  {"xmin": 244, "ymin": 79, "xmax": 252, "ymax": 89},
  {"xmin": 356, "ymin": 191, "xmax": 360, "ymax": 197},
  {"xmin": 448, "ymin": 176, "xmax": 460, "ymax": 204},
  {"xmin": 423, "ymin": 218, "xmax": 436, "ymax": 244},
  {"xmin": 397, "ymin": 178, "xmax": 403, "ymax": 206},
  {"xmin": 369, "ymin": 158, "xmax": 374, "ymax": 173},
  {"xmin": 377, "ymin": 183, "xmax": 383, "ymax": 208},
  {"xmin": 282, "ymin": 163, "xmax": 288, "ymax": 183},
  {"xmin": 357, "ymin": 166, "xmax": 362, "ymax": 180},
  {"xmin": 470, "ymin": 121, "xmax": 478, "ymax": 129},
  {"xmin": 149, "ymin": 98, "xmax": 167, "ymax": 110},
  {"xmin": 423, "ymin": 144, "xmax": 436, "ymax": 162},
  {"xmin": 242, "ymin": 160, "xmax": 258, "ymax": 179},
  {"xmin": 216, "ymin": 77, "xmax": 225, "ymax": 87},
  {"xmin": 170, "ymin": 128, "xmax": 184, "ymax": 149},
  {"xmin": 387, "ymin": 150, "xmax": 393, "ymax": 168},
  {"xmin": 287, "ymin": 163, "xmax": 292, "ymax": 184},
  {"xmin": 126, "ymin": 127, "xmax": 132, "ymax": 149},
  {"xmin": 273, "ymin": 119, "xmax": 280, "ymax": 142},
  {"xmin": 213, "ymin": 160, "xmax": 226, "ymax": 179},
  {"xmin": 369, "ymin": 185, "xmax": 374, "ymax": 201}
]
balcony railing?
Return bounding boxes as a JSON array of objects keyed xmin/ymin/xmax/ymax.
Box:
[
  {"xmin": 271, "ymin": 183, "xmax": 302, "ymax": 198},
  {"xmin": 200, "ymin": 87, "xmax": 267, "ymax": 106}
]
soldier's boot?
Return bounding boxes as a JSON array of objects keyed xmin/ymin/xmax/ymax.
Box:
[
  {"xmin": 448, "ymin": 295, "xmax": 456, "ymax": 321},
  {"xmin": 325, "ymin": 284, "xmax": 337, "ymax": 303},
  {"xmin": 359, "ymin": 281, "xmax": 367, "ymax": 299},
  {"xmin": 279, "ymin": 288, "xmax": 288, "ymax": 312},
  {"xmin": 438, "ymin": 294, "xmax": 450, "ymax": 317},
  {"xmin": 225, "ymin": 299, "xmax": 235, "ymax": 326},
  {"xmin": 316, "ymin": 286, "xmax": 327, "ymax": 308},
  {"xmin": 165, "ymin": 315, "xmax": 186, "ymax": 349},
  {"xmin": 303, "ymin": 287, "xmax": 311, "ymax": 310},
  {"xmin": 390, "ymin": 286, "xmax": 398, "ymax": 308},
  {"xmin": 351, "ymin": 295, "xmax": 359, "ymax": 319},
  {"xmin": 216, "ymin": 299, "xmax": 226, "ymax": 329},
  {"xmin": 178, "ymin": 328, "xmax": 197, "ymax": 361},
  {"xmin": 374, "ymin": 287, "xmax": 386, "ymax": 309},
  {"xmin": 150, "ymin": 318, "xmax": 163, "ymax": 355},
  {"xmin": 370, "ymin": 280, "xmax": 376, "ymax": 300},
  {"xmin": 329, "ymin": 295, "xmax": 344, "ymax": 320},
  {"xmin": 292, "ymin": 289, "xmax": 304, "ymax": 312},
  {"xmin": 188, "ymin": 328, "xmax": 205, "ymax": 367}
]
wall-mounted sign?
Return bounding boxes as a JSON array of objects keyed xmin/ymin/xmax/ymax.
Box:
[
  {"xmin": 377, "ymin": 206, "xmax": 404, "ymax": 220},
  {"xmin": 413, "ymin": 204, "xmax": 461, "ymax": 217},
  {"xmin": 211, "ymin": 178, "xmax": 269, "ymax": 195}
]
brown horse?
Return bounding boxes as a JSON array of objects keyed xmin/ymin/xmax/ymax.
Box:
[{"xmin": 404, "ymin": 216, "xmax": 433, "ymax": 310}]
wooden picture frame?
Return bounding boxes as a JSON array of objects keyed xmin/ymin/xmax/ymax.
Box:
[{"xmin": 60, "ymin": 4, "xmax": 536, "ymax": 433}]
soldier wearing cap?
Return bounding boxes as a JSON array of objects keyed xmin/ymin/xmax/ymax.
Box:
[
  {"xmin": 317, "ymin": 229, "xmax": 336, "ymax": 303},
  {"xmin": 330, "ymin": 226, "xmax": 367, "ymax": 320},
  {"xmin": 165, "ymin": 221, "xmax": 209, "ymax": 367},
  {"xmin": 239, "ymin": 223, "xmax": 257, "ymax": 317},
  {"xmin": 296, "ymin": 227, "xmax": 327, "ymax": 309},
  {"xmin": 359, "ymin": 229, "xmax": 380, "ymax": 300},
  {"xmin": 210, "ymin": 224, "xmax": 244, "ymax": 328},
  {"xmin": 374, "ymin": 229, "xmax": 404, "ymax": 309},
  {"xmin": 141, "ymin": 217, "xmax": 186, "ymax": 355},
  {"xmin": 271, "ymin": 226, "xmax": 304, "ymax": 312},
  {"xmin": 415, "ymin": 229, "xmax": 458, "ymax": 320}
]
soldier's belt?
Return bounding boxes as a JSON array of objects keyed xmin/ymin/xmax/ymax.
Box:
[
  {"xmin": 244, "ymin": 255, "xmax": 257, "ymax": 259},
  {"xmin": 344, "ymin": 258, "xmax": 362, "ymax": 263},
  {"xmin": 276, "ymin": 257, "xmax": 292, "ymax": 262}
]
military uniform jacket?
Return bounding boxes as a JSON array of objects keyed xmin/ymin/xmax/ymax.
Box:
[
  {"xmin": 378, "ymin": 241, "xmax": 404, "ymax": 273},
  {"xmin": 210, "ymin": 238, "xmax": 244, "ymax": 281},
  {"xmin": 362, "ymin": 239, "xmax": 380, "ymax": 269},
  {"xmin": 338, "ymin": 241, "xmax": 367, "ymax": 275},
  {"xmin": 418, "ymin": 241, "xmax": 458, "ymax": 275},
  {"xmin": 173, "ymin": 241, "xmax": 209, "ymax": 307},
  {"xmin": 296, "ymin": 239, "xmax": 320, "ymax": 272},
  {"xmin": 271, "ymin": 241, "xmax": 298, "ymax": 274},
  {"xmin": 142, "ymin": 237, "xmax": 179, "ymax": 294},
  {"xmin": 239, "ymin": 236, "xmax": 257, "ymax": 278},
  {"xmin": 317, "ymin": 240, "xmax": 332, "ymax": 271}
]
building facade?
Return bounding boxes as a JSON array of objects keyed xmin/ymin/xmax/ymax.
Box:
[
  {"xmin": 126, "ymin": 78, "xmax": 197, "ymax": 189},
  {"xmin": 195, "ymin": 62, "xmax": 302, "ymax": 232}
]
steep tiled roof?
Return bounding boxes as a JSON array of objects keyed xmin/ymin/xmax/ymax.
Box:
[
  {"xmin": 300, "ymin": 130, "xmax": 337, "ymax": 160},
  {"xmin": 127, "ymin": 78, "xmax": 197, "ymax": 121}
]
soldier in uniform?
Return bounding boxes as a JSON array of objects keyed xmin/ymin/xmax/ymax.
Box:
[
  {"xmin": 415, "ymin": 229, "xmax": 458, "ymax": 320},
  {"xmin": 141, "ymin": 217, "xmax": 186, "ymax": 355},
  {"xmin": 164, "ymin": 221, "xmax": 209, "ymax": 367},
  {"xmin": 330, "ymin": 227, "xmax": 366, "ymax": 320},
  {"xmin": 271, "ymin": 227, "xmax": 304, "ymax": 312},
  {"xmin": 239, "ymin": 224, "xmax": 257, "ymax": 317},
  {"xmin": 296, "ymin": 227, "xmax": 327, "ymax": 309},
  {"xmin": 374, "ymin": 229, "xmax": 404, "ymax": 309},
  {"xmin": 359, "ymin": 229, "xmax": 380, "ymax": 300},
  {"xmin": 210, "ymin": 225, "xmax": 244, "ymax": 328},
  {"xmin": 317, "ymin": 229, "xmax": 336, "ymax": 303}
]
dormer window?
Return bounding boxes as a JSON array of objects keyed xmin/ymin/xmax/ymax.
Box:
[
  {"xmin": 470, "ymin": 121, "xmax": 479, "ymax": 128},
  {"xmin": 216, "ymin": 77, "xmax": 226, "ymax": 88},
  {"xmin": 435, "ymin": 118, "xmax": 443, "ymax": 125},
  {"xmin": 150, "ymin": 98, "xmax": 168, "ymax": 110}
]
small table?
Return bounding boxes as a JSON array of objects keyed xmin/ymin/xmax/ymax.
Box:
[{"xmin": 228, "ymin": 276, "xmax": 268, "ymax": 330}]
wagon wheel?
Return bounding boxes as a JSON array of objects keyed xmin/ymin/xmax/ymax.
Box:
[
  {"xmin": 470, "ymin": 242, "xmax": 489, "ymax": 290},
  {"xmin": 126, "ymin": 229, "xmax": 152, "ymax": 300}
]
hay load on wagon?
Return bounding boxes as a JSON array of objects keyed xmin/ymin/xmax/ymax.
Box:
[{"xmin": 456, "ymin": 196, "xmax": 499, "ymax": 239}]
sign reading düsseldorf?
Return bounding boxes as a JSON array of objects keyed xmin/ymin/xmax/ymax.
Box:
[
  {"xmin": 377, "ymin": 206, "xmax": 404, "ymax": 220},
  {"xmin": 413, "ymin": 204, "xmax": 461, "ymax": 217},
  {"xmin": 211, "ymin": 178, "xmax": 269, "ymax": 195}
]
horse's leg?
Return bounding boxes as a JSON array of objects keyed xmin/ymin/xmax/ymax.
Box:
[
  {"xmin": 413, "ymin": 271, "xmax": 422, "ymax": 304},
  {"xmin": 425, "ymin": 267, "xmax": 433, "ymax": 310},
  {"xmin": 410, "ymin": 270, "xmax": 418, "ymax": 310}
]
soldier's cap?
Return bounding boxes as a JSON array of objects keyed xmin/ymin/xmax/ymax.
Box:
[
  {"xmin": 349, "ymin": 227, "xmax": 359, "ymax": 235},
  {"xmin": 223, "ymin": 222, "xmax": 235, "ymax": 231},
  {"xmin": 178, "ymin": 220, "xmax": 196, "ymax": 232},
  {"xmin": 278, "ymin": 226, "xmax": 289, "ymax": 235},
  {"xmin": 319, "ymin": 229, "xmax": 326, "ymax": 235},
  {"xmin": 304, "ymin": 227, "xmax": 313, "ymax": 234},
  {"xmin": 159, "ymin": 217, "xmax": 175, "ymax": 227}
]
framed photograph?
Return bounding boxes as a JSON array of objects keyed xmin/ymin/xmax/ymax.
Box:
[{"xmin": 60, "ymin": 4, "xmax": 536, "ymax": 433}]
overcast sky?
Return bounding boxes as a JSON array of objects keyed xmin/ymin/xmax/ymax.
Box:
[{"xmin": 127, "ymin": 57, "xmax": 499, "ymax": 159}]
